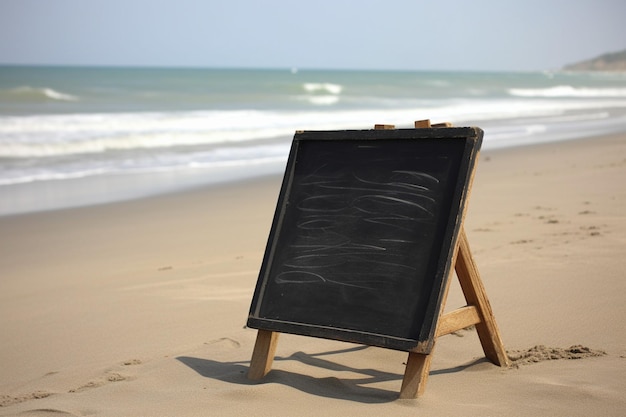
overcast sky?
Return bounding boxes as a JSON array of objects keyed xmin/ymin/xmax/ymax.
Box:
[{"xmin": 1, "ymin": 0, "xmax": 625, "ymax": 71}]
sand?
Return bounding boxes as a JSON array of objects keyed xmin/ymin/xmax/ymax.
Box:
[{"xmin": 1, "ymin": 133, "xmax": 625, "ymax": 416}]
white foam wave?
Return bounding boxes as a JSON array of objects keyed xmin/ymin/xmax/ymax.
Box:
[
  {"xmin": 2, "ymin": 97, "xmax": 626, "ymax": 159},
  {"xmin": 42, "ymin": 88, "xmax": 78, "ymax": 101},
  {"xmin": 0, "ymin": 167, "xmax": 109, "ymax": 186},
  {"xmin": 0, "ymin": 130, "xmax": 294, "ymax": 158},
  {"xmin": 303, "ymin": 83, "xmax": 343, "ymax": 95},
  {"xmin": 299, "ymin": 95, "xmax": 341, "ymax": 106},
  {"xmin": 7, "ymin": 85, "xmax": 79, "ymax": 101},
  {"xmin": 509, "ymin": 85, "xmax": 626, "ymax": 98},
  {"xmin": 0, "ymin": 110, "xmax": 298, "ymax": 157},
  {"xmin": 0, "ymin": 142, "xmax": 290, "ymax": 186}
]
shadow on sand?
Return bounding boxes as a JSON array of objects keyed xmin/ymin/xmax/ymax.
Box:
[{"xmin": 177, "ymin": 345, "xmax": 489, "ymax": 404}]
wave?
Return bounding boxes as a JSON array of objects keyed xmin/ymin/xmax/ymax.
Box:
[
  {"xmin": 0, "ymin": 110, "xmax": 311, "ymax": 157},
  {"xmin": 297, "ymin": 95, "xmax": 341, "ymax": 106},
  {"xmin": 0, "ymin": 129, "xmax": 296, "ymax": 158},
  {"xmin": 2, "ymin": 85, "xmax": 79, "ymax": 101},
  {"xmin": 0, "ymin": 108, "xmax": 399, "ymax": 158},
  {"xmin": 303, "ymin": 83, "xmax": 343, "ymax": 95},
  {"xmin": 0, "ymin": 142, "xmax": 290, "ymax": 186},
  {"xmin": 508, "ymin": 85, "xmax": 626, "ymax": 98},
  {"xmin": 0, "ymin": 166, "xmax": 110, "ymax": 186},
  {"xmin": 2, "ymin": 97, "xmax": 626, "ymax": 158}
]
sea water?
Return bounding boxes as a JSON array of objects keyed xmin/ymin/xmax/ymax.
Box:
[{"xmin": 1, "ymin": 66, "xmax": 626, "ymax": 216}]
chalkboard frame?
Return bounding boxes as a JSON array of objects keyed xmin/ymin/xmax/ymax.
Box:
[{"xmin": 248, "ymin": 127, "xmax": 483, "ymax": 353}]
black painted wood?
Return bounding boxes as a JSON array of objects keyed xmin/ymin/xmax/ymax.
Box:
[{"xmin": 248, "ymin": 127, "xmax": 482, "ymax": 353}]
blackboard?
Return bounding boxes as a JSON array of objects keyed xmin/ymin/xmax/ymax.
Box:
[{"xmin": 247, "ymin": 127, "xmax": 483, "ymax": 353}]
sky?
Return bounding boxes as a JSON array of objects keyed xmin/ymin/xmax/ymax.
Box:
[{"xmin": 0, "ymin": 0, "xmax": 625, "ymax": 72}]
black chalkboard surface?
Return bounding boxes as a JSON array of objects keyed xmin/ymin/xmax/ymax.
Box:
[{"xmin": 248, "ymin": 127, "xmax": 483, "ymax": 353}]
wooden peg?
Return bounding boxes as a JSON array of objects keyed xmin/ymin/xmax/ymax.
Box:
[
  {"xmin": 374, "ymin": 124, "xmax": 395, "ymax": 130},
  {"xmin": 414, "ymin": 119, "xmax": 431, "ymax": 128}
]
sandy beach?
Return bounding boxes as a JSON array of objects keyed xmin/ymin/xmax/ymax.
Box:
[{"xmin": 1, "ymin": 132, "xmax": 625, "ymax": 416}]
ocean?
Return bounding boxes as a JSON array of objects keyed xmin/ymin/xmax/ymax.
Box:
[{"xmin": 1, "ymin": 66, "xmax": 626, "ymax": 216}]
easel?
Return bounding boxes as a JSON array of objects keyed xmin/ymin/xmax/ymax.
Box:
[{"xmin": 248, "ymin": 120, "xmax": 510, "ymax": 399}]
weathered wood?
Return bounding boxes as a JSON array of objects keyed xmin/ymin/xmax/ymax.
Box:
[
  {"xmin": 414, "ymin": 119, "xmax": 431, "ymax": 128},
  {"xmin": 374, "ymin": 124, "xmax": 396, "ymax": 130},
  {"xmin": 248, "ymin": 330, "xmax": 279, "ymax": 380},
  {"xmin": 436, "ymin": 305, "xmax": 481, "ymax": 338},
  {"xmin": 399, "ymin": 351, "xmax": 432, "ymax": 399},
  {"xmin": 454, "ymin": 229, "xmax": 511, "ymax": 367}
]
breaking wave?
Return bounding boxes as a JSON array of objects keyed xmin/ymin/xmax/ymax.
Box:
[
  {"xmin": 3, "ymin": 86, "xmax": 79, "ymax": 101},
  {"xmin": 509, "ymin": 85, "xmax": 626, "ymax": 98},
  {"xmin": 303, "ymin": 83, "xmax": 343, "ymax": 95}
]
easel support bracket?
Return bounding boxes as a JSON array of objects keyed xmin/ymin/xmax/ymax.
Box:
[
  {"xmin": 454, "ymin": 229, "xmax": 510, "ymax": 367},
  {"xmin": 398, "ymin": 226, "xmax": 509, "ymax": 399}
]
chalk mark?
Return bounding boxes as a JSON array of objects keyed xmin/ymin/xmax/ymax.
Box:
[{"xmin": 353, "ymin": 195, "xmax": 435, "ymax": 217}]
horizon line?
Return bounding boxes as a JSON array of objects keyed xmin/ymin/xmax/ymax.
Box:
[{"xmin": 0, "ymin": 63, "xmax": 564, "ymax": 74}]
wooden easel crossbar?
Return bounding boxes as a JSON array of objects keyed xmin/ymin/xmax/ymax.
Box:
[{"xmin": 247, "ymin": 120, "xmax": 510, "ymax": 399}]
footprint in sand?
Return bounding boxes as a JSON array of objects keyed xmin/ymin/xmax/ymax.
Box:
[
  {"xmin": 0, "ymin": 392, "xmax": 54, "ymax": 408},
  {"xmin": 204, "ymin": 337, "xmax": 241, "ymax": 350},
  {"xmin": 66, "ymin": 358, "xmax": 143, "ymax": 393},
  {"xmin": 533, "ymin": 205, "xmax": 555, "ymax": 212},
  {"xmin": 580, "ymin": 225, "xmax": 603, "ymax": 236},
  {"xmin": 510, "ymin": 239, "xmax": 533, "ymax": 245},
  {"xmin": 69, "ymin": 369, "xmax": 134, "ymax": 393}
]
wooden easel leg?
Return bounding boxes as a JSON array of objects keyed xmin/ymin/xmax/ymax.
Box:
[
  {"xmin": 399, "ymin": 351, "xmax": 433, "ymax": 399},
  {"xmin": 455, "ymin": 228, "xmax": 510, "ymax": 367},
  {"xmin": 398, "ymin": 216, "xmax": 456, "ymax": 399},
  {"xmin": 248, "ymin": 330, "xmax": 279, "ymax": 380}
]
